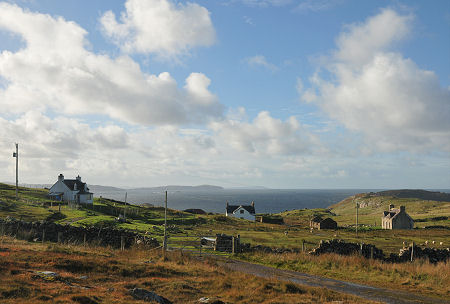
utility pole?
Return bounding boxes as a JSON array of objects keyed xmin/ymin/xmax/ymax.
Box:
[
  {"xmin": 163, "ymin": 190, "xmax": 167, "ymax": 260},
  {"xmin": 124, "ymin": 192, "xmax": 127, "ymax": 219},
  {"xmin": 12, "ymin": 143, "xmax": 18, "ymax": 200},
  {"xmin": 356, "ymin": 200, "xmax": 359, "ymax": 238}
]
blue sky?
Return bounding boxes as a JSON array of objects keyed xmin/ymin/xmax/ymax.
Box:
[{"xmin": 0, "ymin": 0, "xmax": 449, "ymax": 188}]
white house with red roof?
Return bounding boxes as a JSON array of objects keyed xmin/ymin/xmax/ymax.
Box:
[{"xmin": 49, "ymin": 174, "xmax": 93, "ymax": 204}]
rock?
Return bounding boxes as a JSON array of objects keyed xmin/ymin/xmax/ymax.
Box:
[
  {"xmin": 198, "ymin": 297, "xmax": 225, "ymax": 304},
  {"xmin": 130, "ymin": 288, "xmax": 172, "ymax": 304},
  {"xmin": 33, "ymin": 271, "xmax": 59, "ymax": 281}
]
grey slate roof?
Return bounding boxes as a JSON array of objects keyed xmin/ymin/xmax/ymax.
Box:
[{"xmin": 63, "ymin": 180, "xmax": 92, "ymax": 194}]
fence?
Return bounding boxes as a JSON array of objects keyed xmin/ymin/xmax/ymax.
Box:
[{"xmin": 166, "ymin": 234, "xmax": 242, "ymax": 256}]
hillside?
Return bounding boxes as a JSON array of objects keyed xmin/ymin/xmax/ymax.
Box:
[
  {"xmin": 329, "ymin": 190, "xmax": 450, "ymax": 228},
  {"xmin": 1, "ymin": 183, "xmax": 450, "ymax": 299},
  {"xmin": 375, "ymin": 189, "xmax": 450, "ymax": 202}
]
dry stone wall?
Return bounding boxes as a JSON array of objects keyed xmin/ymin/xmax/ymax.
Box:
[
  {"xmin": 0, "ymin": 216, "xmax": 159, "ymax": 249},
  {"xmin": 310, "ymin": 239, "xmax": 450, "ymax": 263}
]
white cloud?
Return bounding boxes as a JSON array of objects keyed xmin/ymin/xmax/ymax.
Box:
[
  {"xmin": 100, "ymin": 0, "xmax": 216, "ymax": 59},
  {"xmin": 0, "ymin": 2, "xmax": 223, "ymax": 126},
  {"xmin": 305, "ymin": 8, "xmax": 450, "ymax": 152},
  {"xmin": 243, "ymin": 16, "xmax": 254, "ymax": 25},
  {"xmin": 335, "ymin": 8, "xmax": 412, "ymax": 66},
  {"xmin": 245, "ymin": 55, "xmax": 278, "ymax": 71},
  {"xmin": 210, "ymin": 110, "xmax": 318, "ymax": 155}
]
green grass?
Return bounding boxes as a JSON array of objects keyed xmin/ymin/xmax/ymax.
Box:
[{"xmin": 1, "ymin": 183, "xmax": 450, "ymax": 299}]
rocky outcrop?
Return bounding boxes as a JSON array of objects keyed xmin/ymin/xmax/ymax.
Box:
[
  {"xmin": 0, "ymin": 217, "xmax": 159, "ymax": 249},
  {"xmin": 130, "ymin": 288, "xmax": 172, "ymax": 304}
]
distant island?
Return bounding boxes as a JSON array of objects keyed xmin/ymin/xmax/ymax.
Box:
[{"xmin": 131, "ymin": 185, "xmax": 224, "ymax": 191}]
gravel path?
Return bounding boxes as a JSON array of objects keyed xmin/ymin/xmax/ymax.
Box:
[{"xmin": 216, "ymin": 258, "xmax": 447, "ymax": 304}]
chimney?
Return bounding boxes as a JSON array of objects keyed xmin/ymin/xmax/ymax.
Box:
[
  {"xmin": 74, "ymin": 183, "xmax": 77, "ymax": 190},
  {"xmin": 389, "ymin": 204, "xmax": 394, "ymax": 210},
  {"xmin": 226, "ymin": 201, "xmax": 229, "ymax": 207},
  {"xmin": 76, "ymin": 175, "xmax": 81, "ymax": 182},
  {"xmin": 400, "ymin": 206, "xmax": 405, "ymax": 212},
  {"xmin": 58, "ymin": 174, "xmax": 64, "ymax": 182},
  {"xmin": 251, "ymin": 201, "xmax": 255, "ymax": 207}
]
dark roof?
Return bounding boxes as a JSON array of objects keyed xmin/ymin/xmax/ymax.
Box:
[
  {"xmin": 310, "ymin": 215, "xmax": 323, "ymax": 223},
  {"xmin": 63, "ymin": 180, "xmax": 90, "ymax": 192},
  {"xmin": 226, "ymin": 204, "xmax": 255, "ymax": 214},
  {"xmin": 383, "ymin": 210, "xmax": 399, "ymax": 219},
  {"xmin": 320, "ymin": 217, "xmax": 337, "ymax": 224}
]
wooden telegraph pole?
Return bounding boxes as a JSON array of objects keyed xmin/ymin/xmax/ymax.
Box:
[
  {"xmin": 356, "ymin": 199, "xmax": 359, "ymax": 238},
  {"xmin": 12, "ymin": 143, "xmax": 18, "ymax": 200},
  {"xmin": 163, "ymin": 190, "xmax": 168, "ymax": 260}
]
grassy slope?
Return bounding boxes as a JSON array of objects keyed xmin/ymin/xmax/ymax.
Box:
[
  {"xmin": 0, "ymin": 237, "xmax": 376, "ymax": 304},
  {"xmin": 1, "ymin": 184, "xmax": 449, "ymax": 299},
  {"xmin": 328, "ymin": 192, "xmax": 450, "ymax": 228}
]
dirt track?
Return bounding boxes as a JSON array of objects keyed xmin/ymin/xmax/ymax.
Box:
[{"xmin": 215, "ymin": 258, "xmax": 448, "ymax": 304}]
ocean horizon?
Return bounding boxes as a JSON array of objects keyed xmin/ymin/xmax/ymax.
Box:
[{"xmin": 93, "ymin": 188, "xmax": 382, "ymax": 214}]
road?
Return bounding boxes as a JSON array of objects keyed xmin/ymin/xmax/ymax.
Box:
[{"xmin": 215, "ymin": 258, "xmax": 447, "ymax": 304}]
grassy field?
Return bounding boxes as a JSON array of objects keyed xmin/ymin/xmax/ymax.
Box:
[
  {"xmin": 1, "ymin": 183, "xmax": 449, "ymax": 300},
  {"xmin": 239, "ymin": 250, "xmax": 450, "ymax": 299},
  {"xmin": 0, "ymin": 236, "xmax": 377, "ymax": 304},
  {"xmin": 328, "ymin": 192, "xmax": 450, "ymax": 228}
]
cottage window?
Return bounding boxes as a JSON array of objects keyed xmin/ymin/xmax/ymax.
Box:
[{"xmin": 240, "ymin": 210, "xmax": 244, "ymax": 214}]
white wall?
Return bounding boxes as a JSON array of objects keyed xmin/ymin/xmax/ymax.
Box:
[
  {"xmin": 49, "ymin": 180, "xmax": 76, "ymax": 202},
  {"xmin": 232, "ymin": 206, "xmax": 255, "ymax": 221}
]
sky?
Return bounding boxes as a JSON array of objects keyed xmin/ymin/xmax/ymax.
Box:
[{"xmin": 0, "ymin": 0, "xmax": 449, "ymax": 189}]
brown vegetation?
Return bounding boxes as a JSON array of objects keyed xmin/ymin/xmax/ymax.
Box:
[{"xmin": 0, "ymin": 236, "xmax": 378, "ymax": 303}]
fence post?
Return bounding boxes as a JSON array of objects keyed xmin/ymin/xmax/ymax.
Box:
[
  {"xmin": 410, "ymin": 242, "xmax": 414, "ymax": 262},
  {"xmin": 121, "ymin": 236, "xmax": 125, "ymax": 251},
  {"xmin": 232, "ymin": 236, "xmax": 235, "ymax": 254},
  {"xmin": 302, "ymin": 239, "xmax": 305, "ymax": 252},
  {"xmin": 16, "ymin": 221, "xmax": 20, "ymax": 238},
  {"xmin": 370, "ymin": 246, "xmax": 374, "ymax": 259},
  {"xmin": 237, "ymin": 235, "xmax": 241, "ymax": 253},
  {"xmin": 42, "ymin": 229, "xmax": 45, "ymax": 243}
]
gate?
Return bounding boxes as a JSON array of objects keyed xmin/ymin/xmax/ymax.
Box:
[{"xmin": 166, "ymin": 234, "xmax": 241, "ymax": 256}]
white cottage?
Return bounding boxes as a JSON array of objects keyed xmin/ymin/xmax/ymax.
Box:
[
  {"xmin": 49, "ymin": 174, "xmax": 93, "ymax": 204},
  {"xmin": 226, "ymin": 201, "xmax": 256, "ymax": 221}
]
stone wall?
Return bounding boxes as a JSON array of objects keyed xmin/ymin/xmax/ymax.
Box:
[
  {"xmin": 0, "ymin": 217, "xmax": 159, "ymax": 249},
  {"xmin": 310, "ymin": 239, "xmax": 384, "ymax": 260},
  {"xmin": 309, "ymin": 239, "xmax": 450, "ymax": 263}
]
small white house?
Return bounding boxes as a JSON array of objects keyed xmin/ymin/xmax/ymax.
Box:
[
  {"xmin": 49, "ymin": 174, "xmax": 93, "ymax": 204},
  {"xmin": 226, "ymin": 201, "xmax": 256, "ymax": 221}
]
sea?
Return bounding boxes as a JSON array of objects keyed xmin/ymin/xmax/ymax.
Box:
[{"xmin": 93, "ymin": 189, "xmax": 381, "ymax": 214}]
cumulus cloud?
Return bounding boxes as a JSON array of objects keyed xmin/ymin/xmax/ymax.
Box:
[
  {"xmin": 210, "ymin": 110, "xmax": 318, "ymax": 155},
  {"xmin": 245, "ymin": 55, "xmax": 278, "ymax": 71},
  {"xmin": 100, "ymin": 0, "xmax": 216, "ymax": 58},
  {"xmin": 304, "ymin": 8, "xmax": 450, "ymax": 152},
  {"xmin": 0, "ymin": 2, "xmax": 223, "ymax": 126},
  {"xmin": 0, "ymin": 112, "xmax": 130, "ymax": 159}
]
